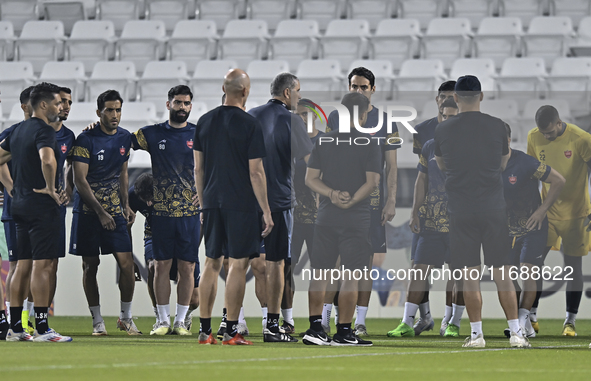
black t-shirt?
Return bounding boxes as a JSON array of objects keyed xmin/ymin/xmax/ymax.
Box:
[
  {"xmin": 434, "ymin": 111, "xmax": 509, "ymax": 214},
  {"xmin": 193, "ymin": 105, "xmax": 267, "ymax": 212},
  {"xmin": 248, "ymin": 99, "xmax": 313, "ymax": 211},
  {"xmin": 307, "ymin": 130, "xmax": 382, "ymax": 228},
  {"xmin": 0, "ymin": 117, "xmax": 59, "ymax": 215}
]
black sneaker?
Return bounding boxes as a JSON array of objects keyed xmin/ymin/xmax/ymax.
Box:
[
  {"xmin": 0, "ymin": 325, "xmax": 8, "ymax": 340},
  {"xmin": 302, "ymin": 328, "xmax": 331, "ymax": 346},
  {"xmin": 503, "ymin": 328, "xmax": 511, "ymax": 338},
  {"xmin": 279, "ymin": 321, "xmax": 295, "ymax": 334},
  {"xmin": 331, "ymin": 332, "xmax": 373, "ymax": 346},
  {"xmin": 263, "ymin": 328, "xmax": 298, "ymax": 342},
  {"xmin": 216, "ymin": 321, "xmax": 226, "ymax": 340}
]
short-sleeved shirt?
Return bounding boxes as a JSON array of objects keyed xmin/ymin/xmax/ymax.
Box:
[
  {"xmin": 326, "ymin": 105, "xmax": 400, "ymax": 210},
  {"xmin": 128, "ymin": 185, "xmax": 152, "ymax": 245},
  {"xmin": 417, "ymin": 139, "xmax": 448, "ymax": 233},
  {"xmin": 132, "ymin": 122, "xmax": 198, "ymax": 218},
  {"xmin": 55, "ymin": 125, "xmax": 76, "ymax": 191},
  {"xmin": 0, "ymin": 122, "xmax": 21, "ymax": 222},
  {"xmin": 193, "ymin": 105, "xmax": 266, "ymax": 212},
  {"xmin": 503, "ymin": 149, "xmax": 551, "ymax": 237},
  {"xmin": 294, "ymin": 131, "xmax": 324, "ymax": 224},
  {"xmin": 0, "ymin": 117, "xmax": 59, "ymax": 215},
  {"xmin": 248, "ymin": 99, "xmax": 313, "ymax": 211},
  {"xmin": 413, "ymin": 117, "xmax": 438, "ymax": 156},
  {"xmin": 69, "ymin": 125, "xmax": 131, "ymax": 216},
  {"xmin": 307, "ymin": 129, "xmax": 382, "ymax": 228},
  {"xmin": 527, "ymin": 122, "xmax": 591, "ymax": 221},
  {"xmin": 434, "ymin": 111, "xmax": 509, "ymax": 215}
]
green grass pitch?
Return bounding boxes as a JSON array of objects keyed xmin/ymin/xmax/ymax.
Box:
[{"xmin": 1, "ymin": 317, "xmax": 590, "ymax": 380}]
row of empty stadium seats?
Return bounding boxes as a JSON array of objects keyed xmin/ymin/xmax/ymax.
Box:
[
  {"xmin": 2, "ymin": 0, "xmax": 591, "ymax": 34},
  {"xmin": 3, "ymin": 16, "xmax": 591, "ymax": 75},
  {"xmin": 1, "ymin": 56, "xmax": 588, "ymax": 120}
]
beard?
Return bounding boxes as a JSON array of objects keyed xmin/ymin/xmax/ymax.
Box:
[{"xmin": 170, "ymin": 109, "xmax": 190, "ymax": 124}]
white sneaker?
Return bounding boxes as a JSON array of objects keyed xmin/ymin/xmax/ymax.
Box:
[
  {"xmin": 5, "ymin": 329, "xmax": 33, "ymax": 342},
  {"xmin": 322, "ymin": 324, "xmax": 330, "ymax": 334},
  {"xmin": 92, "ymin": 321, "xmax": 108, "ymax": 336},
  {"xmin": 440, "ymin": 322, "xmax": 448, "ymax": 336},
  {"xmin": 33, "ymin": 328, "xmax": 72, "ymax": 342},
  {"xmin": 117, "ymin": 318, "xmax": 142, "ymax": 335},
  {"xmin": 237, "ymin": 322, "xmax": 249, "ymax": 336},
  {"xmin": 510, "ymin": 331, "xmax": 531, "ymax": 348},
  {"xmin": 184, "ymin": 313, "xmax": 193, "ymax": 332},
  {"xmin": 354, "ymin": 324, "xmax": 368, "ymax": 336},
  {"xmin": 413, "ymin": 318, "xmax": 434, "ymax": 335},
  {"xmin": 523, "ymin": 319, "xmax": 536, "ymax": 338},
  {"xmin": 463, "ymin": 334, "xmax": 486, "ymax": 348}
]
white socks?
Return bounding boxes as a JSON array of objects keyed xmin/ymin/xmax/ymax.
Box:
[
  {"xmin": 157, "ymin": 304, "xmax": 170, "ymax": 325},
  {"xmin": 174, "ymin": 304, "xmax": 189, "ymax": 325},
  {"xmin": 442, "ymin": 305, "xmax": 453, "ymax": 325},
  {"xmin": 402, "ymin": 302, "xmax": 419, "ymax": 327},
  {"xmin": 239, "ymin": 307, "xmax": 246, "ymax": 324},
  {"xmin": 334, "ymin": 306, "xmax": 339, "ymax": 325},
  {"xmin": 450, "ymin": 303, "xmax": 465, "ymax": 327},
  {"xmin": 120, "ymin": 301, "xmax": 132, "ymax": 320},
  {"xmin": 27, "ymin": 299, "xmax": 34, "ymax": 317},
  {"xmin": 355, "ymin": 306, "xmax": 368, "ymax": 326},
  {"xmin": 508, "ymin": 319, "xmax": 522, "ymax": 337},
  {"xmin": 565, "ymin": 312, "xmax": 576, "ymax": 325},
  {"xmin": 281, "ymin": 308, "xmax": 294, "ymax": 325},
  {"xmin": 530, "ymin": 307, "xmax": 538, "ymax": 322},
  {"xmin": 261, "ymin": 307, "xmax": 268, "ymax": 329},
  {"xmin": 89, "ymin": 305, "xmax": 103, "ymax": 325},
  {"xmin": 5, "ymin": 302, "xmax": 9, "ymax": 323},
  {"xmin": 419, "ymin": 302, "xmax": 431, "ymax": 321},
  {"xmin": 470, "ymin": 321, "xmax": 483, "ymax": 339},
  {"xmin": 153, "ymin": 306, "xmax": 159, "ymax": 320},
  {"xmin": 322, "ymin": 303, "xmax": 332, "ymax": 327},
  {"xmin": 518, "ymin": 308, "xmax": 530, "ymax": 330}
]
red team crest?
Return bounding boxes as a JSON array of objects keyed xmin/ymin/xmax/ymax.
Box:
[
  {"xmin": 508, "ymin": 175, "xmax": 517, "ymax": 185},
  {"xmin": 120, "ymin": 146, "xmax": 126, "ymax": 156},
  {"xmin": 186, "ymin": 140, "xmax": 193, "ymax": 149},
  {"xmin": 564, "ymin": 150, "xmax": 572, "ymax": 158},
  {"xmin": 61, "ymin": 144, "xmax": 67, "ymax": 154}
]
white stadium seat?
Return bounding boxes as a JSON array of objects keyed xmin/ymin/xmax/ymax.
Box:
[
  {"xmin": 394, "ymin": 59, "xmax": 447, "ymax": 105},
  {"xmin": 119, "ymin": 101, "xmax": 158, "ymax": 132},
  {"xmin": 517, "ymin": 98, "xmax": 572, "ymax": 136},
  {"xmin": 370, "ymin": 19, "xmax": 421, "ymax": 71},
  {"xmin": 0, "ymin": 21, "xmax": 15, "ymax": 60},
  {"xmin": 348, "ymin": 59, "xmax": 394, "ymax": 102},
  {"xmin": 195, "ymin": 0, "xmax": 244, "ymax": 31},
  {"xmin": 218, "ymin": 20, "xmax": 270, "ymax": 70},
  {"xmin": 496, "ymin": 57, "xmax": 547, "ymax": 108},
  {"xmin": 4, "ymin": 102, "xmax": 26, "ymax": 128},
  {"xmin": 128, "ymin": 149, "xmax": 152, "ymax": 168},
  {"xmin": 59, "ymin": 101, "xmax": 97, "ymax": 134},
  {"xmin": 474, "ymin": 17, "xmax": 522, "ymax": 69},
  {"xmin": 320, "ymin": 20, "xmax": 371, "ymax": 72},
  {"xmin": 270, "ymin": 19, "xmax": 319, "ymax": 71},
  {"xmin": 480, "ymin": 99, "xmax": 520, "ymax": 139},
  {"xmin": 86, "ymin": 61, "xmax": 138, "ymax": 103},
  {"xmin": 191, "ymin": 60, "xmax": 238, "ymax": 110},
  {"xmin": 346, "ymin": 0, "xmax": 397, "ymax": 30},
  {"xmin": 550, "ymin": 0, "xmax": 590, "ymax": 27},
  {"xmin": 188, "ymin": 101, "xmax": 209, "ymax": 125},
  {"xmin": 15, "ymin": 21, "xmax": 65, "ymax": 74},
  {"xmin": 246, "ymin": 0, "xmax": 295, "ymax": 30},
  {"xmin": 247, "ymin": 60, "xmax": 290, "ymax": 102},
  {"xmin": 0, "ymin": 62, "xmax": 34, "ymax": 118},
  {"xmin": 546, "ymin": 57, "xmax": 591, "ymax": 116},
  {"xmin": 448, "ymin": 0, "xmax": 496, "ymax": 27},
  {"xmin": 145, "ymin": 0, "xmax": 194, "ymax": 33},
  {"xmin": 66, "ymin": 20, "xmax": 117, "ymax": 75},
  {"xmin": 396, "ymin": 0, "xmax": 446, "ymax": 29},
  {"xmin": 96, "ymin": 0, "xmax": 142, "ymax": 33},
  {"xmin": 0, "ymin": 0, "xmax": 40, "ymax": 34},
  {"xmin": 138, "ymin": 61, "xmax": 190, "ymax": 115},
  {"xmin": 498, "ymin": 0, "xmax": 546, "ymax": 28},
  {"xmin": 41, "ymin": 0, "xmax": 91, "ymax": 35},
  {"xmin": 296, "ymin": 59, "xmax": 344, "ymax": 99},
  {"xmin": 523, "ymin": 16, "xmax": 575, "ymax": 69},
  {"xmin": 569, "ymin": 16, "xmax": 591, "ymax": 56},
  {"xmin": 422, "ymin": 18, "xmax": 473, "ymax": 70},
  {"xmin": 37, "ymin": 61, "xmax": 87, "ymax": 102},
  {"xmin": 116, "ymin": 20, "xmax": 167, "ymax": 73},
  {"xmin": 449, "ymin": 58, "xmax": 496, "ymax": 93},
  {"xmin": 295, "ymin": 0, "xmax": 346, "ymax": 31},
  {"xmin": 167, "ymin": 20, "xmax": 219, "ymax": 73}
]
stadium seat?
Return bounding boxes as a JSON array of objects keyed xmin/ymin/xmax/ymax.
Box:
[
  {"xmin": 138, "ymin": 61, "xmax": 190, "ymax": 115},
  {"xmin": 480, "ymin": 99, "xmax": 520, "ymax": 138},
  {"xmin": 218, "ymin": 20, "xmax": 270, "ymax": 70},
  {"xmin": 119, "ymin": 101, "xmax": 158, "ymax": 132},
  {"xmin": 496, "ymin": 57, "xmax": 547, "ymax": 108},
  {"xmin": 4, "ymin": 102, "xmax": 25, "ymax": 128},
  {"xmin": 246, "ymin": 0, "xmax": 295, "ymax": 30},
  {"xmin": 66, "ymin": 102, "xmax": 101, "ymax": 134},
  {"xmin": 145, "ymin": 0, "xmax": 195, "ymax": 33},
  {"xmin": 549, "ymin": 0, "xmax": 590, "ymax": 26},
  {"xmin": 449, "ymin": 58, "xmax": 496, "ymax": 93},
  {"xmin": 320, "ymin": 20, "xmax": 371, "ymax": 72},
  {"xmin": 15, "ymin": 21, "xmax": 65, "ymax": 74},
  {"xmin": 195, "ymin": 0, "xmax": 245, "ymax": 31},
  {"xmin": 421, "ymin": 18, "xmax": 473, "ymax": 70},
  {"xmin": 296, "ymin": 59, "xmax": 344, "ymax": 99},
  {"xmin": 546, "ymin": 57, "xmax": 591, "ymax": 116},
  {"xmin": 569, "ymin": 16, "xmax": 591, "ymax": 56},
  {"xmin": 96, "ymin": 0, "xmax": 143, "ymax": 33},
  {"xmin": 345, "ymin": 0, "xmax": 397, "ymax": 30},
  {"xmin": 128, "ymin": 149, "xmax": 152, "ymax": 168},
  {"xmin": 167, "ymin": 20, "xmax": 219, "ymax": 73},
  {"xmin": 295, "ymin": 0, "xmax": 346, "ymax": 31},
  {"xmin": 0, "ymin": 21, "xmax": 15, "ymax": 60},
  {"xmin": 517, "ymin": 98, "xmax": 572, "ymax": 137},
  {"xmin": 370, "ymin": 19, "xmax": 421, "ymax": 71},
  {"xmin": 448, "ymin": 0, "xmax": 496, "ymax": 27},
  {"xmin": 269, "ymin": 19, "xmax": 319, "ymax": 71},
  {"xmin": 116, "ymin": 20, "xmax": 167, "ymax": 73},
  {"xmin": 395, "ymin": 0, "xmax": 447, "ymax": 29},
  {"xmin": 247, "ymin": 60, "xmax": 290, "ymax": 102},
  {"xmin": 348, "ymin": 59, "xmax": 394, "ymax": 102},
  {"xmin": 0, "ymin": 0, "xmax": 40, "ymax": 34},
  {"xmin": 498, "ymin": 0, "xmax": 546, "ymax": 28},
  {"xmin": 394, "ymin": 59, "xmax": 447, "ymax": 105},
  {"xmin": 66, "ymin": 20, "xmax": 117, "ymax": 75},
  {"xmin": 473, "ymin": 17, "xmax": 522, "ymax": 69},
  {"xmin": 37, "ymin": 61, "xmax": 87, "ymax": 102},
  {"xmin": 0, "ymin": 62, "xmax": 35, "ymax": 117},
  {"xmin": 523, "ymin": 16, "xmax": 575, "ymax": 69},
  {"xmin": 86, "ymin": 61, "xmax": 138, "ymax": 103},
  {"xmin": 41, "ymin": 0, "xmax": 91, "ymax": 35},
  {"xmin": 191, "ymin": 60, "xmax": 238, "ymax": 110},
  {"xmin": 188, "ymin": 101, "xmax": 208, "ymax": 124}
]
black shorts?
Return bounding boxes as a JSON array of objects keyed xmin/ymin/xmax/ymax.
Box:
[
  {"xmin": 202, "ymin": 208, "xmax": 260, "ymax": 259},
  {"xmin": 310, "ymin": 224, "xmax": 372, "ymax": 271},
  {"xmin": 69, "ymin": 213, "xmax": 132, "ymax": 256},
  {"xmin": 13, "ymin": 208, "xmax": 61, "ymax": 261},
  {"xmin": 152, "ymin": 215, "xmax": 200, "ymax": 262},
  {"xmin": 289, "ymin": 222, "xmax": 314, "ymax": 265},
  {"xmin": 410, "ymin": 231, "xmax": 419, "ymax": 262},
  {"xmin": 414, "ymin": 231, "xmax": 450, "ymax": 267},
  {"xmin": 262, "ymin": 209, "xmax": 292, "ymax": 262},
  {"xmin": 449, "ymin": 210, "xmax": 511, "ymax": 269},
  {"xmin": 58, "ymin": 206, "xmax": 67, "ymax": 258},
  {"xmin": 369, "ymin": 209, "xmax": 387, "ymax": 253},
  {"xmin": 4, "ymin": 220, "xmax": 17, "ymax": 262},
  {"xmin": 510, "ymin": 218, "xmax": 548, "ymax": 267}
]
